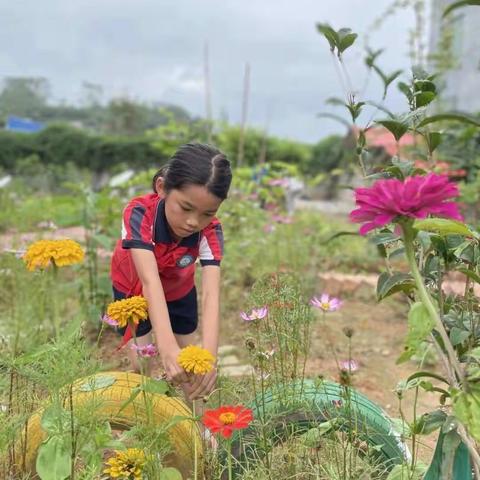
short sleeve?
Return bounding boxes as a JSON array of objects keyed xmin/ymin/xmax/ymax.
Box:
[
  {"xmin": 121, "ymin": 199, "xmax": 154, "ymax": 251},
  {"xmin": 199, "ymin": 219, "xmax": 224, "ymax": 266}
]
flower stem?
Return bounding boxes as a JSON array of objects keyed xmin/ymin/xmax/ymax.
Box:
[
  {"xmin": 401, "ymin": 225, "xmax": 463, "ymax": 385},
  {"xmin": 227, "ymin": 439, "xmax": 233, "ymax": 480},
  {"xmin": 193, "ymin": 401, "xmax": 198, "ymax": 480}
]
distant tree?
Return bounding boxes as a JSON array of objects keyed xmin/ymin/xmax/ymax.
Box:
[
  {"xmin": 0, "ymin": 77, "xmax": 51, "ymax": 119},
  {"xmin": 81, "ymin": 81, "xmax": 104, "ymax": 107},
  {"xmin": 105, "ymin": 97, "xmax": 149, "ymax": 136},
  {"xmin": 307, "ymin": 135, "xmax": 347, "ymax": 174}
]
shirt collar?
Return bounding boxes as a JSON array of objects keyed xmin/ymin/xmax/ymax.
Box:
[{"xmin": 154, "ymin": 198, "xmax": 200, "ymax": 247}]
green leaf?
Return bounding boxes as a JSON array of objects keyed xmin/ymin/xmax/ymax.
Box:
[
  {"xmin": 316, "ymin": 23, "xmax": 338, "ymax": 52},
  {"xmin": 441, "ymin": 430, "xmax": 462, "ymax": 477},
  {"xmin": 418, "ymin": 113, "xmax": 480, "ymax": 128},
  {"xmin": 426, "ymin": 132, "xmax": 442, "ymax": 154},
  {"xmin": 398, "ymin": 82, "xmax": 413, "ymax": 103},
  {"xmin": 407, "ymin": 370, "xmax": 449, "ymax": 385},
  {"xmin": 347, "ymin": 101, "xmax": 365, "ymax": 122},
  {"xmin": 413, "ymin": 218, "xmax": 474, "ymax": 237},
  {"xmin": 377, "ymin": 272, "xmax": 415, "ymax": 301},
  {"xmin": 41, "ymin": 406, "xmax": 70, "ymax": 436},
  {"xmin": 443, "ymin": 0, "xmax": 480, "ymax": 17},
  {"xmin": 397, "ymin": 303, "xmax": 435, "ymax": 364},
  {"xmin": 385, "ymin": 70, "xmax": 403, "ymax": 89},
  {"xmin": 323, "ymin": 231, "xmax": 359, "ymax": 244},
  {"xmin": 415, "ymin": 91, "xmax": 436, "ymax": 108},
  {"xmin": 325, "ymin": 96, "xmax": 345, "ymax": 107},
  {"xmin": 376, "ymin": 120, "xmax": 409, "ymax": 141},
  {"xmin": 77, "ymin": 374, "xmax": 116, "ymax": 392},
  {"xmin": 450, "ymin": 327, "xmax": 470, "ymax": 346},
  {"xmin": 36, "ymin": 436, "xmax": 71, "ymax": 480},
  {"xmin": 373, "ymin": 66, "xmax": 403, "ymax": 98},
  {"xmin": 414, "ymin": 79, "xmax": 437, "ymax": 93},
  {"xmin": 302, "ymin": 422, "xmax": 335, "ymax": 447},
  {"xmin": 416, "ymin": 410, "xmax": 447, "ymax": 435},
  {"xmin": 369, "ymin": 232, "xmax": 400, "ymax": 245},
  {"xmin": 365, "ymin": 47, "xmax": 384, "ymax": 68},
  {"xmin": 159, "ymin": 467, "xmax": 183, "ymax": 480},
  {"xmin": 337, "ymin": 29, "xmax": 358, "ymax": 54},
  {"xmin": 141, "ymin": 378, "xmax": 170, "ymax": 395},
  {"xmin": 391, "ymin": 157, "xmax": 415, "ymax": 178}
]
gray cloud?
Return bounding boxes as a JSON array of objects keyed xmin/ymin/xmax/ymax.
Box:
[{"xmin": 0, "ymin": 0, "xmax": 415, "ymax": 142}]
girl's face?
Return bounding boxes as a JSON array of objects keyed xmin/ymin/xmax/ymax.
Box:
[{"xmin": 163, "ymin": 184, "xmax": 223, "ymax": 240}]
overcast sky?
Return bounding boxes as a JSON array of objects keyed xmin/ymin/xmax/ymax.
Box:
[{"xmin": 0, "ymin": 0, "xmax": 418, "ymax": 143}]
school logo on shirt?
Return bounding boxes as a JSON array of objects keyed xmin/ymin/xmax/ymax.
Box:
[{"xmin": 176, "ymin": 254, "xmax": 195, "ymax": 268}]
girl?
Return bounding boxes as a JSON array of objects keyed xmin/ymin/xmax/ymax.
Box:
[{"xmin": 110, "ymin": 143, "xmax": 232, "ymax": 401}]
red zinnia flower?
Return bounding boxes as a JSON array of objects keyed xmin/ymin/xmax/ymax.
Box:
[
  {"xmin": 350, "ymin": 173, "xmax": 463, "ymax": 235},
  {"xmin": 202, "ymin": 405, "xmax": 253, "ymax": 439}
]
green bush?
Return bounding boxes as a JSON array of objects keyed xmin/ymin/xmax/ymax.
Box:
[{"xmin": 0, "ymin": 125, "xmax": 167, "ymax": 174}]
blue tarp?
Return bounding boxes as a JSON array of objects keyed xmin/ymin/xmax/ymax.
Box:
[{"xmin": 6, "ymin": 115, "xmax": 44, "ymax": 133}]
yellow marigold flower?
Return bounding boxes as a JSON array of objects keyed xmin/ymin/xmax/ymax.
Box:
[
  {"xmin": 23, "ymin": 239, "xmax": 84, "ymax": 271},
  {"xmin": 177, "ymin": 345, "xmax": 215, "ymax": 374},
  {"xmin": 106, "ymin": 296, "xmax": 148, "ymax": 328},
  {"xmin": 103, "ymin": 448, "xmax": 146, "ymax": 479}
]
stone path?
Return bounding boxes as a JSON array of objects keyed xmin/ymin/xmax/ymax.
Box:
[{"xmin": 217, "ymin": 344, "xmax": 254, "ymax": 377}]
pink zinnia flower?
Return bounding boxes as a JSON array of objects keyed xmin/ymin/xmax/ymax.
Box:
[
  {"xmin": 130, "ymin": 343, "xmax": 158, "ymax": 358},
  {"xmin": 101, "ymin": 314, "xmax": 119, "ymax": 327},
  {"xmin": 350, "ymin": 173, "xmax": 463, "ymax": 235},
  {"xmin": 241, "ymin": 306, "xmax": 268, "ymax": 321},
  {"xmin": 339, "ymin": 359, "xmax": 359, "ymax": 372},
  {"xmin": 310, "ymin": 294, "xmax": 342, "ymax": 312}
]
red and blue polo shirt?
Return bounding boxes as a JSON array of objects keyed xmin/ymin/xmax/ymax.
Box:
[{"xmin": 111, "ymin": 192, "xmax": 224, "ymax": 301}]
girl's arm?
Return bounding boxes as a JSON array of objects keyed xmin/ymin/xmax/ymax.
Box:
[
  {"xmin": 201, "ymin": 265, "xmax": 221, "ymax": 356},
  {"xmin": 131, "ymin": 248, "xmax": 188, "ymax": 384},
  {"xmin": 187, "ymin": 265, "xmax": 221, "ymax": 400}
]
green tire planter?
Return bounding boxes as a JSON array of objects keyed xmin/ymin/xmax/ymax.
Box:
[{"xmin": 229, "ymin": 379, "xmax": 410, "ymax": 476}]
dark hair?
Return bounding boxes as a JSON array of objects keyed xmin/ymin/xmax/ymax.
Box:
[{"xmin": 152, "ymin": 143, "xmax": 232, "ymax": 200}]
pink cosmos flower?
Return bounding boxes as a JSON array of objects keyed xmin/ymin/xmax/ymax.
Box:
[
  {"xmin": 350, "ymin": 173, "xmax": 463, "ymax": 235},
  {"xmin": 240, "ymin": 306, "xmax": 269, "ymax": 321},
  {"xmin": 263, "ymin": 224, "xmax": 275, "ymax": 234},
  {"xmin": 268, "ymin": 178, "xmax": 289, "ymax": 188},
  {"xmin": 101, "ymin": 314, "xmax": 119, "ymax": 327},
  {"xmin": 310, "ymin": 294, "xmax": 342, "ymax": 312},
  {"xmin": 271, "ymin": 214, "xmax": 293, "ymax": 224},
  {"xmin": 339, "ymin": 359, "xmax": 359, "ymax": 372},
  {"xmin": 130, "ymin": 343, "xmax": 158, "ymax": 358}
]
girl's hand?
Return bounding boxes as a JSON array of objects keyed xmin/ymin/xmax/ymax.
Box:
[
  {"xmin": 185, "ymin": 366, "xmax": 217, "ymax": 401},
  {"xmin": 161, "ymin": 346, "xmax": 190, "ymax": 385}
]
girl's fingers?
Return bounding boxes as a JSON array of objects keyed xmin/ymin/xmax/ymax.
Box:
[{"xmin": 189, "ymin": 372, "xmax": 216, "ymax": 400}]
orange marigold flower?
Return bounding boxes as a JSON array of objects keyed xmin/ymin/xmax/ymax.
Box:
[
  {"xmin": 103, "ymin": 448, "xmax": 146, "ymax": 479},
  {"xmin": 106, "ymin": 296, "xmax": 148, "ymax": 328},
  {"xmin": 23, "ymin": 239, "xmax": 84, "ymax": 271},
  {"xmin": 202, "ymin": 405, "xmax": 253, "ymax": 438}
]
